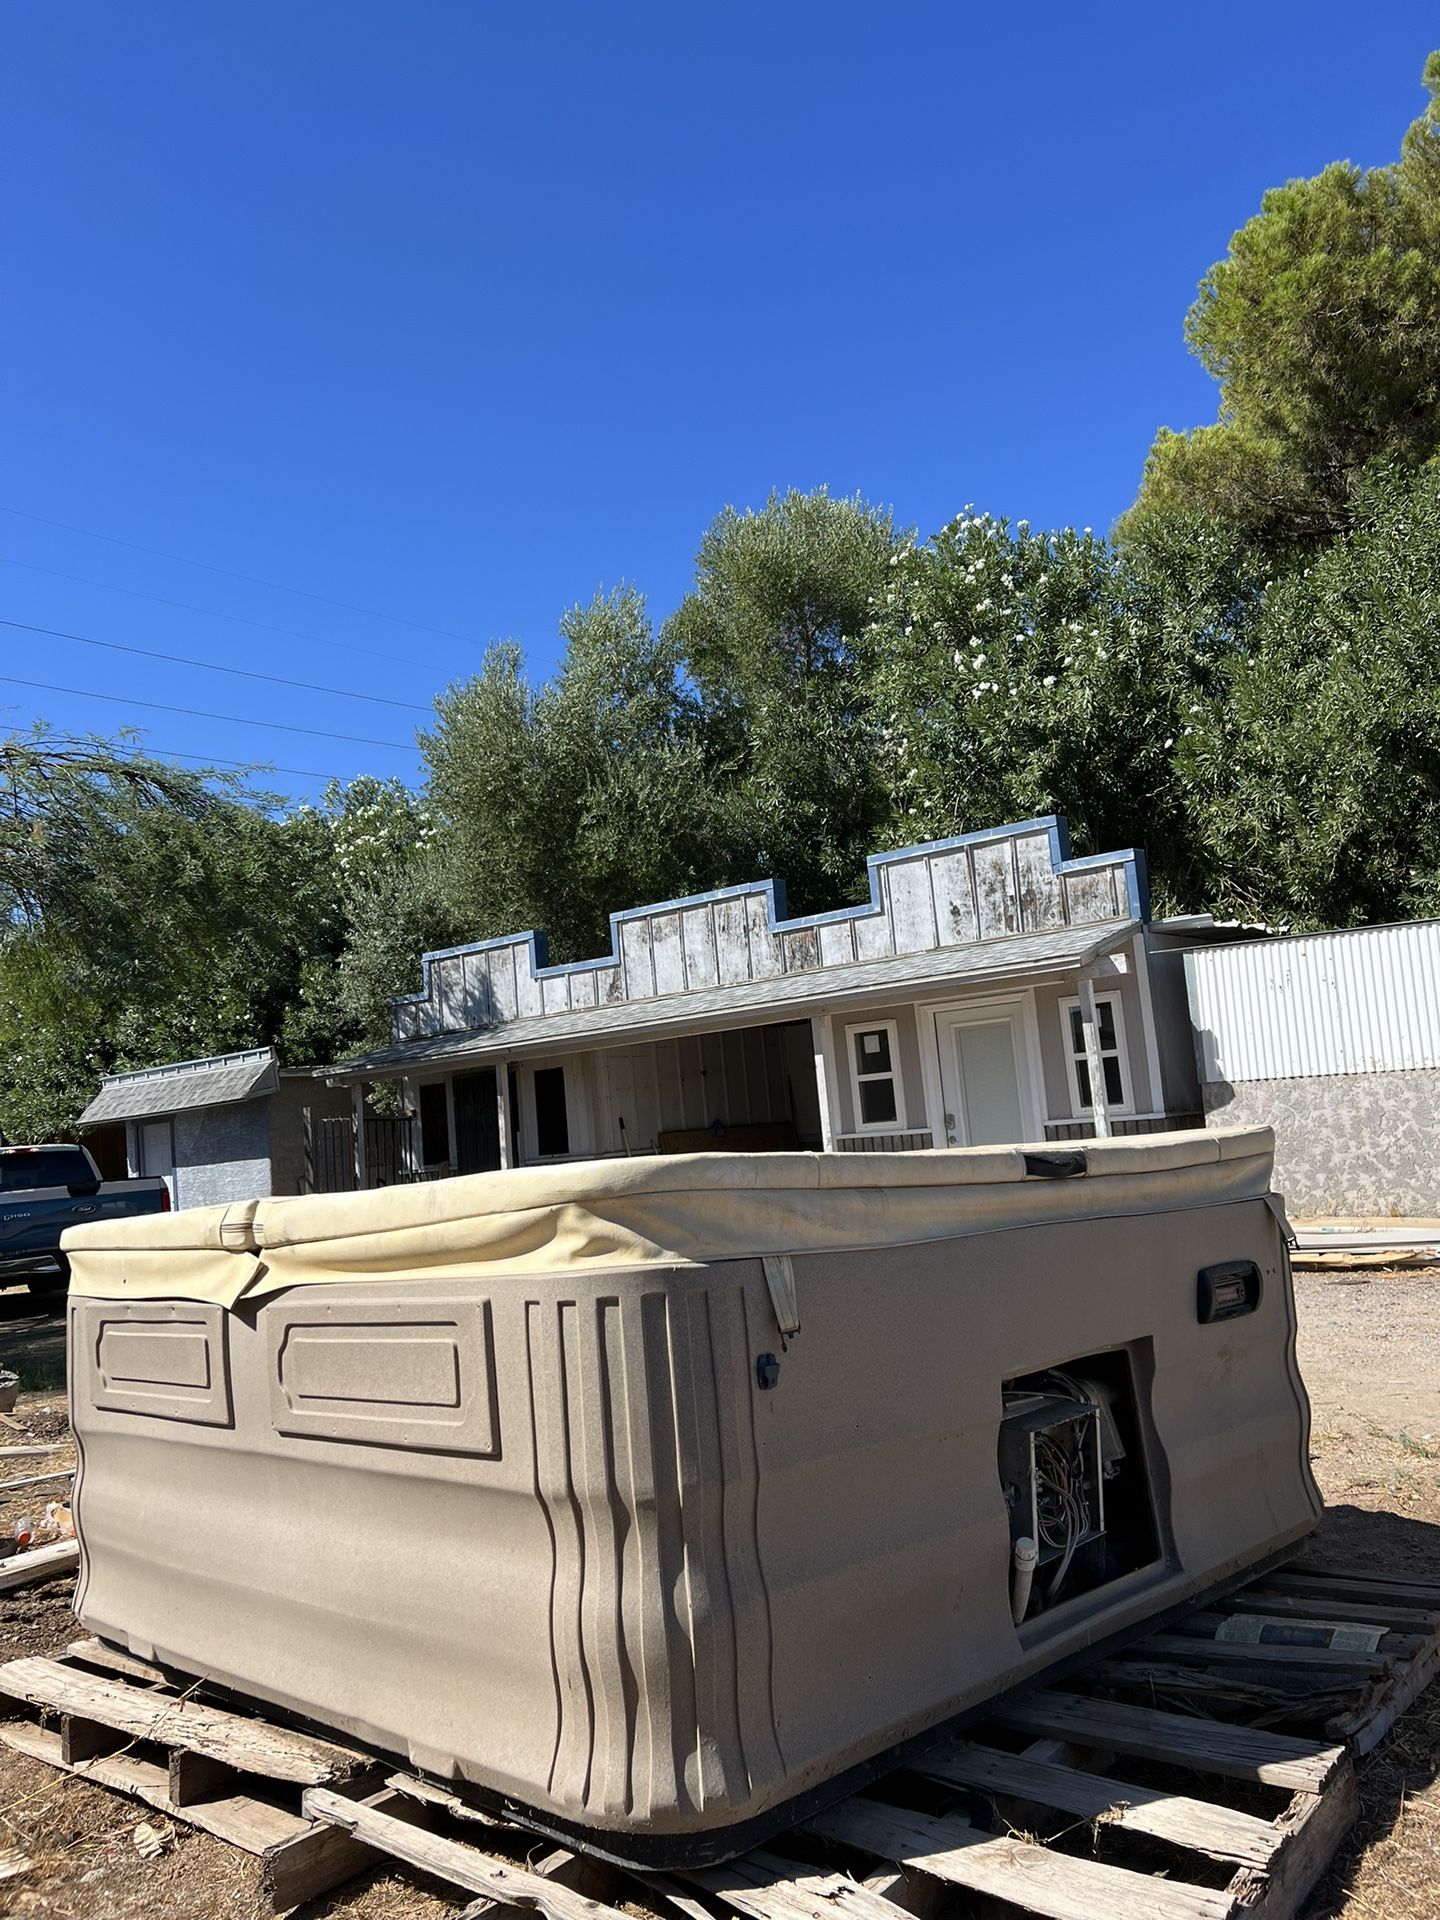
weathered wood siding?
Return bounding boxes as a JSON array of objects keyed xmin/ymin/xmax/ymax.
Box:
[{"xmin": 392, "ymin": 818, "xmax": 1140, "ymax": 1043}]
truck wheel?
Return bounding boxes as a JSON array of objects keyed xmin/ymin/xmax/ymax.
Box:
[{"xmin": 26, "ymin": 1255, "xmax": 69, "ymax": 1298}]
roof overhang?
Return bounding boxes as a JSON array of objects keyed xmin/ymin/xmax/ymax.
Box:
[
  {"xmin": 79, "ymin": 1048, "xmax": 280, "ymax": 1126},
  {"xmin": 326, "ymin": 921, "xmax": 1140, "ymax": 1083}
]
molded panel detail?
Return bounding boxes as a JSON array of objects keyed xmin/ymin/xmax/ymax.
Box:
[
  {"xmin": 268, "ymin": 1301, "xmax": 499, "ymax": 1455},
  {"xmin": 89, "ymin": 1301, "xmax": 232, "ymax": 1427}
]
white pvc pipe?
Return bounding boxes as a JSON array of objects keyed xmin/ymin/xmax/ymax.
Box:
[{"xmin": 1010, "ymin": 1536, "xmax": 1038, "ymax": 1625}]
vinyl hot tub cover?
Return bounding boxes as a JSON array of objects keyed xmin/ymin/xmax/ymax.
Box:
[{"xmin": 64, "ymin": 1127, "xmax": 1319, "ymax": 1864}]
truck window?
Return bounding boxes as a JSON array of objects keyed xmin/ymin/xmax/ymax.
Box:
[{"xmin": 0, "ymin": 1147, "xmax": 95, "ymax": 1192}]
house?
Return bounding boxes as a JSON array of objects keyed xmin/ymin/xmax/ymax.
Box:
[
  {"xmin": 1185, "ymin": 917, "xmax": 1440, "ymax": 1218},
  {"xmin": 325, "ymin": 817, "xmax": 1210, "ymax": 1184},
  {"xmin": 78, "ymin": 1047, "xmax": 353, "ymax": 1209}
]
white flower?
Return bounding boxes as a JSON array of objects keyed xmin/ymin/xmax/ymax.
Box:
[
  {"xmin": 1163, "ymin": 736, "xmax": 1174, "ymax": 748},
  {"xmin": 1042, "ymin": 674, "xmax": 1056, "ymax": 687},
  {"xmin": 973, "ymin": 652, "xmax": 986, "ymax": 666}
]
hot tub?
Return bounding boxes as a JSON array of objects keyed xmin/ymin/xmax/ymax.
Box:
[{"xmin": 64, "ymin": 1127, "xmax": 1318, "ymax": 1864}]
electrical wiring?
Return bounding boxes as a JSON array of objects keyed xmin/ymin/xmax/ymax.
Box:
[
  {"xmin": 0, "ymin": 674, "xmax": 416, "ymax": 750},
  {"xmin": 0, "ymin": 618, "xmax": 432, "ymax": 712},
  {"xmin": 0, "ymin": 557, "xmax": 419, "ymax": 665}
]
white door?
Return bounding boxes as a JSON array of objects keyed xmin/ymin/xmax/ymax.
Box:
[
  {"xmin": 935, "ymin": 1005, "xmax": 1034, "ymax": 1147},
  {"xmin": 137, "ymin": 1119, "xmax": 176, "ymax": 1204}
]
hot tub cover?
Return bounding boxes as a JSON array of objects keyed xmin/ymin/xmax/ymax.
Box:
[{"xmin": 63, "ymin": 1126, "xmax": 1277, "ymax": 1309}]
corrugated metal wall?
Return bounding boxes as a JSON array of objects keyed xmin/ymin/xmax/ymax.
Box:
[{"xmin": 1185, "ymin": 921, "xmax": 1440, "ymax": 1082}]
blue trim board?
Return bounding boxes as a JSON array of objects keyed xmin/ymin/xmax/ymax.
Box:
[{"xmin": 393, "ymin": 814, "xmax": 1148, "ymax": 1009}]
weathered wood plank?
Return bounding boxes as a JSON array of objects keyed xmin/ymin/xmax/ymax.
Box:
[
  {"xmin": 60, "ymin": 1714, "xmax": 126, "ymax": 1765},
  {"xmin": 260, "ymin": 1805, "xmax": 388, "ymax": 1915},
  {"xmin": 918, "ymin": 1742, "xmax": 1280, "ymax": 1866},
  {"xmin": 304, "ymin": 1788, "xmax": 637, "ymax": 1920},
  {"xmin": 0, "ymin": 1719, "xmax": 381, "ymax": 1914},
  {"xmin": 1136, "ymin": 1632, "xmax": 1389, "ymax": 1673},
  {"xmin": 168, "ymin": 1746, "xmax": 238, "ymax": 1806},
  {"xmin": 0, "ymin": 1468, "xmax": 74, "ymax": 1492},
  {"xmin": 1271, "ymin": 1568, "xmax": 1440, "ymax": 1607},
  {"xmin": 993, "ymin": 1690, "xmax": 1342, "ymax": 1791},
  {"xmin": 0, "ymin": 1540, "xmax": 77, "ymax": 1592},
  {"xmin": 0, "ymin": 1658, "xmax": 368, "ymax": 1784},
  {"xmin": 1328, "ymin": 1631, "xmax": 1440, "ymax": 1755},
  {"xmin": 687, "ymin": 1849, "xmax": 914, "ymax": 1920},
  {"xmin": 0, "ymin": 1718, "xmax": 306, "ymax": 1847},
  {"xmin": 1224, "ymin": 1769, "xmax": 1359, "ymax": 1920},
  {"xmin": 1223, "ymin": 1588, "xmax": 1440, "ymax": 1630},
  {"xmin": 807, "ymin": 1795, "xmax": 1231, "ymax": 1920},
  {"xmin": 64, "ymin": 1638, "xmax": 170, "ymax": 1686}
]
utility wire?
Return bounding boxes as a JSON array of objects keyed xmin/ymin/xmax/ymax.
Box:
[
  {"xmin": 0, "ymin": 617, "xmax": 432, "ymax": 713},
  {"xmin": 121, "ymin": 746, "xmax": 342, "ymax": 781},
  {"xmin": 0, "ymin": 675, "xmax": 416, "ymax": 749},
  {"xmin": 0, "ymin": 505, "xmax": 479, "ymax": 646},
  {"xmin": 0, "ymin": 556, "xmax": 419, "ymax": 665}
]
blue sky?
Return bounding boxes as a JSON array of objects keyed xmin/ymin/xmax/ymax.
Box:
[{"xmin": 3, "ymin": 4, "xmax": 1436, "ymax": 798}]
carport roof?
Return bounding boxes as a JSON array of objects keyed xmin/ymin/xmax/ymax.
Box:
[
  {"xmin": 80, "ymin": 1048, "xmax": 280, "ymax": 1126},
  {"xmin": 327, "ymin": 920, "xmax": 1139, "ymax": 1081}
]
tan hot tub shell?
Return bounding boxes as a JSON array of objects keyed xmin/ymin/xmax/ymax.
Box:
[{"xmin": 64, "ymin": 1128, "xmax": 1319, "ymax": 1861}]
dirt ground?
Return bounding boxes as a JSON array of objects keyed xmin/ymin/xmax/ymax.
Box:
[{"xmin": 0, "ymin": 1268, "xmax": 1436, "ymax": 1919}]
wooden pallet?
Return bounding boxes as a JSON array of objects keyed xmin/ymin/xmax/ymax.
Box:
[
  {"xmin": 2, "ymin": 1557, "xmax": 1436, "ymax": 1920},
  {"xmin": 0, "ymin": 1641, "xmax": 385, "ymax": 1912}
]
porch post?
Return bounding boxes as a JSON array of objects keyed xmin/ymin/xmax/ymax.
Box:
[
  {"xmin": 1076, "ymin": 974, "xmax": 1113, "ymax": 1139},
  {"xmin": 351, "ymin": 1082, "xmax": 369, "ymax": 1188},
  {"xmin": 811, "ymin": 1013, "xmax": 839, "ymax": 1151},
  {"xmin": 496, "ymin": 1062, "xmax": 513, "ymax": 1169}
]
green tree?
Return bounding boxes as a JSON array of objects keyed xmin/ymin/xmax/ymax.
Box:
[
  {"xmin": 862, "ymin": 510, "xmax": 1262, "ymax": 912},
  {"xmin": 664, "ymin": 487, "xmax": 897, "ymax": 913},
  {"xmin": 424, "ymin": 586, "xmax": 735, "ymax": 961},
  {"xmin": 283, "ymin": 776, "xmax": 456, "ymax": 1059},
  {"xmin": 0, "ymin": 731, "xmax": 352, "ymax": 1137},
  {"xmin": 1181, "ymin": 462, "xmax": 1440, "ymax": 926},
  {"xmin": 1122, "ymin": 54, "xmax": 1440, "ymax": 555}
]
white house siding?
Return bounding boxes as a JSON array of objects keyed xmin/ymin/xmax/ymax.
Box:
[
  {"xmin": 1186, "ymin": 922, "xmax": 1440, "ymax": 1216},
  {"xmin": 390, "ymin": 821, "xmax": 1141, "ymax": 1045}
]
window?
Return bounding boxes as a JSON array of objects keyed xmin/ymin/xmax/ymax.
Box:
[
  {"xmin": 847, "ymin": 1021, "xmax": 905, "ymax": 1131},
  {"xmin": 533, "ymin": 1066, "xmax": 570, "ymax": 1157},
  {"xmin": 418, "ymin": 1081, "xmax": 451, "ymax": 1168},
  {"xmin": 1061, "ymin": 994, "xmax": 1132, "ymax": 1115}
]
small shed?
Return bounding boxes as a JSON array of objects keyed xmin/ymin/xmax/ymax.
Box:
[{"xmin": 79, "ymin": 1048, "xmax": 353, "ymax": 1210}]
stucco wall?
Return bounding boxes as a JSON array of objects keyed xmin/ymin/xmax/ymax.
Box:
[
  {"xmin": 1031, "ymin": 965, "xmax": 1156, "ymax": 1120},
  {"xmin": 832, "ymin": 1004, "xmax": 926, "ymax": 1137},
  {"xmin": 268, "ymin": 1074, "xmax": 353, "ymax": 1196},
  {"xmin": 172, "ymin": 1099, "xmax": 272, "ymax": 1210},
  {"xmin": 1203, "ymin": 1068, "xmax": 1440, "ymax": 1216}
]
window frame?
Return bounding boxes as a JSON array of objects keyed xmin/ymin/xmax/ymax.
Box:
[
  {"xmin": 844, "ymin": 1018, "xmax": 907, "ymax": 1133},
  {"xmin": 1059, "ymin": 992, "xmax": 1134, "ymax": 1118}
]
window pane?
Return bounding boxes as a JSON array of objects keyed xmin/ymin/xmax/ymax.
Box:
[
  {"xmin": 534, "ymin": 1067, "xmax": 570, "ymax": 1157},
  {"xmin": 1068, "ymin": 1007, "xmax": 1085, "ymax": 1057},
  {"xmin": 1075, "ymin": 1059, "xmax": 1093, "ymax": 1109},
  {"xmin": 859, "ymin": 1078, "xmax": 898, "ymax": 1125},
  {"xmin": 854, "ymin": 1027, "xmax": 892, "ymax": 1075},
  {"xmin": 1097, "ymin": 999, "xmax": 1118, "ymax": 1051},
  {"xmin": 1103, "ymin": 1056, "xmax": 1125, "ymax": 1107}
]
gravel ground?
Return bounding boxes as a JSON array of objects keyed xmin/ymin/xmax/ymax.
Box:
[{"xmin": 0, "ymin": 1268, "xmax": 1436, "ymax": 1918}]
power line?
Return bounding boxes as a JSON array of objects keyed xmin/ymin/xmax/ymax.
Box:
[
  {"xmin": 0, "ymin": 617, "xmax": 432, "ymax": 713},
  {"xmin": 123, "ymin": 747, "xmax": 342, "ymax": 781},
  {"xmin": 0, "ymin": 556, "xmax": 419, "ymax": 665},
  {"xmin": 0, "ymin": 505, "xmax": 480, "ymax": 646},
  {"xmin": 0, "ymin": 675, "xmax": 417, "ymax": 749}
]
